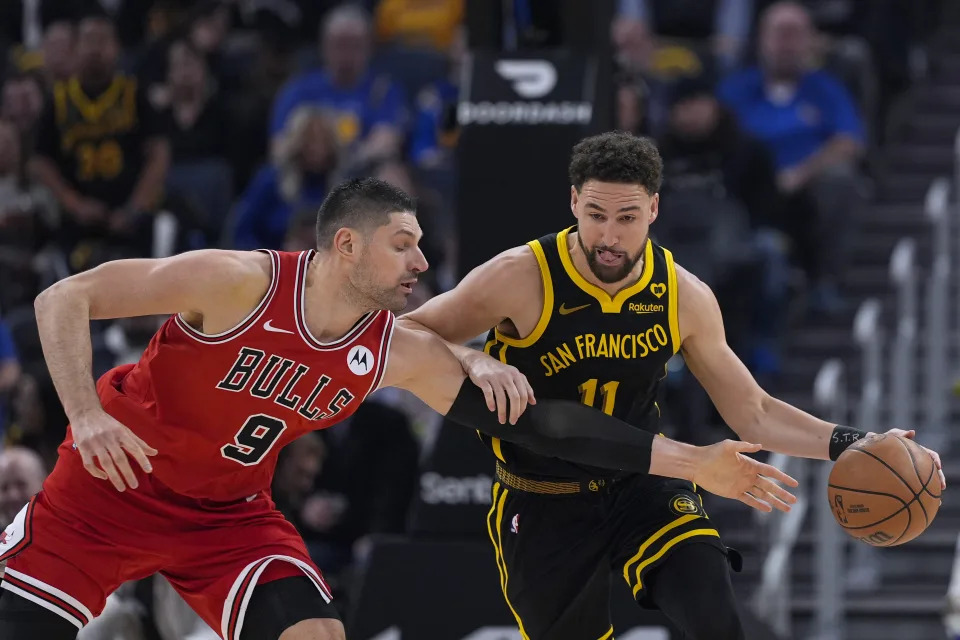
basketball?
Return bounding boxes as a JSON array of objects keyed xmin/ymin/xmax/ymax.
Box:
[{"xmin": 827, "ymin": 433, "xmax": 941, "ymax": 546}]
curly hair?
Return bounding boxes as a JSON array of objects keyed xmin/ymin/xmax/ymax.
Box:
[{"xmin": 568, "ymin": 131, "xmax": 662, "ymax": 195}]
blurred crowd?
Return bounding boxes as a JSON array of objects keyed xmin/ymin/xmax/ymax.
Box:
[{"xmin": 0, "ymin": 0, "xmax": 945, "ymax": 636}]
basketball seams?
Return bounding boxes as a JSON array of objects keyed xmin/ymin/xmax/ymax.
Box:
[
  {"xmin": 894, "ymin": 437, "xmax": 929, "ymax": 526},
  {"xmin": 847, "ymin": 447, "xmax": 916, "ymax": 496},
  {"xmin": 900, "ymin": 437, "xmax": 941, "ymax": 500}
]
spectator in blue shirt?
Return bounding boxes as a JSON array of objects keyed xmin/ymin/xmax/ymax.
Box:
[
  {"xmin": 233, "ymin": 108, "xmax": 339, "ymax": 250},
  {"xmin": 718, "ymin": 1, "xmax": 864, "ymax": 312},
  {"xmin": 270, "ymin": 5, "xmax": 406, "ymax": 170}
]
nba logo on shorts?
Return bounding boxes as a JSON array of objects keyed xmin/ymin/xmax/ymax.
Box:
[
  {"xmin": 510, "ymin": 514, "xmax": 519, "ymax": 534},
  {"xmin": 347, "ymin": 345, "xmax": 375, "ymax": 376}
]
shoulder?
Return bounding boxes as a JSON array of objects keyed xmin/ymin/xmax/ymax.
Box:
[
  {"xmin": 472, "ymin": 244, "xmax": 543, "ymax": 289},
  {"xmin": 196, "ymin": 249, "xmax": 273, "ymax": 289},
  {"xmin": 675, "ymin": 262, "xmax": 722, "ymax": 339}
]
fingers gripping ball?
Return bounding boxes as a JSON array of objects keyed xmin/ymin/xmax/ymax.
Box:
[{"xmin": 828, "ymin": 433, "xmax": 942, "ymax": 546}]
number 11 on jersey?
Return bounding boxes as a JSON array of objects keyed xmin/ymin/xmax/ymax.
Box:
[{"xmin": 578, "ymin": 378, "xmax": 620, "ymax": 415}]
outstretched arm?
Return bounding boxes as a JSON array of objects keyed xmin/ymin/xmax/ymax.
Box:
[
  {"xmin": 380, "ymin": 324, "xmax": 798, "ymax": 512},
  {"xmin": 677, "ymin": 265, "xmax": 945, "ymax": 487}
]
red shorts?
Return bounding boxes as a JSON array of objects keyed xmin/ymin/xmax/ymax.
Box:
[{"xmin": 0, "ymin": 448, "xmax": 331, "ymax": 640}]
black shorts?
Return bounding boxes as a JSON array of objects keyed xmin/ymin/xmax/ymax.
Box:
[{"xmin": 486, "ymin": 471, "xmax": 734, "ymax": 640}]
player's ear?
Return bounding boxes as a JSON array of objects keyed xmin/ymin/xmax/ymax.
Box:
[
  {"xmin": 333, "ymin": 227, "xmax": 359, "ymax": 259},
  {"xmin": 570, "ymin": 185, "xmax": 579, "ymax": 217},
  {"xmin": 648, "ymin": 192, "xmax": 659, "ymax": 224}
]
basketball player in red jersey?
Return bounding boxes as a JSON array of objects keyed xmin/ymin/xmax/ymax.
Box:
[{"xmin": 0, "ymin": 178, "xmax": 798, "ymax": 640}]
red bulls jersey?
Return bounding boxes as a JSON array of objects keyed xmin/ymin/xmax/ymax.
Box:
[{"xmin": 71, "ymin": 250, "xmax": 395, "ymax": 502}]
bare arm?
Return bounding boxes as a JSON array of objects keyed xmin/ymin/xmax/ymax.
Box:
[
  {"xmin": 126, "ymin": 137, "xmax": 170, "ymax": 212},
  {"xmin": 35, "ymin": 250, "xmax": 268, "ymax": 420},
  {"xmin": 400, "ymin": 245, "xmax": 540, "ymax": 346},
  {"xmin": 399, "ymin": 246, "xmax": 543, "ymax": 420},
  {"xmin": 676, "ymin": 265, "xmax": 835, "ymax": 459}
]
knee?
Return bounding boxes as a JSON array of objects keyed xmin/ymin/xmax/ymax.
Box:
[{"xmin": 278, "ymin": 618, "xmax": 346, "ymax": 640}]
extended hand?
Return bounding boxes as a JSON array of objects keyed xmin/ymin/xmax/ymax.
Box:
[
  {"xmin": 693, "ymin": 440, "xmax": 799, "ymax": 513},
  {"xmin": 72, "ymin": 409, "xmax": 158, "ymax": 491},
  {"xmin": 881, "ymin": 428, "xmax": 946, "ymax": 490},
  {"xmin": 462, "ymin": 350, "xmax": 536, "ymax": 425}
]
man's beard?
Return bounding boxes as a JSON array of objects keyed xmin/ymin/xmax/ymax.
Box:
[
  {"xmin": 350, "ymin": 261, "xmax": 414, "ymax": 313},
  {"xmin": 577, "ymin": 232, "xmax": 645, "ymax": 284}
]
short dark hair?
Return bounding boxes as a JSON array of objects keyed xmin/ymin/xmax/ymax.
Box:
[
  {"xmin": 568, "ymin": 131, "xmax": 663, "ymax": 195},
  {"xmin": 316, "ymin": 178, "xmax": 416, "ymax": 248}
]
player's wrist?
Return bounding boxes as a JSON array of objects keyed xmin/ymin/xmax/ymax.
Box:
[
  {"xmin": 650, "ymin": 437, "xmax": 699, "ymax": 482},
  {"xmin": 829, "ymin": 424, "xmax": 869, "ymax": 461}
]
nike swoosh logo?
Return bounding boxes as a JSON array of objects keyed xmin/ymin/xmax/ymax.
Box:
[
  {"xmin": 558, "ymin": 303, "xmax": 591, "ymax": 315},
  {"xmin": 263, "ymin": 320, "xmax": 294, "ymax": 334}
]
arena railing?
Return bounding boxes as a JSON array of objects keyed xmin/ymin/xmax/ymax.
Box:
[
  {"xmin": 752, "ymin": 449, "xmax": 808, "ymax": 637},
  {"xmin": 889, "ymin": 237, "xmax": 917, "ymax": 432},
  {"xmin": 925, "ymin": 177, "xmax": 950, "ymax": 453},
  {"xmin": 812, "ymin": 358, "xmax": 848, "ymax": 640}
]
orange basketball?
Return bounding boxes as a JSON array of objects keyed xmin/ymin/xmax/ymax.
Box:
[{"xmin": 827, "ymin": 433, "xmax": 941, "ymax": 546}]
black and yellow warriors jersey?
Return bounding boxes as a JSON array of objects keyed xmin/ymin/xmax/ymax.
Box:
[
  {"xmin": 479, "ymin": 226, "xmax": 681, "ymax": 480},
  {"xmin": 38, "ymin": 74, "xmax": 157, "ymax": 208}
]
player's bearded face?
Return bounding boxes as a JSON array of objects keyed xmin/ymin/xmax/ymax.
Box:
[
  {"xmin": 350, "ymin": 217, "xmax": 426, "ymax": 313},
  {"xmin": 577, "ymin": 232, "xmax": 645, "ymax": 283}
]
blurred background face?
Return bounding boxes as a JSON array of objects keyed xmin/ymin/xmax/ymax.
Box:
[
  {"xmin": 42, "ymin": 21, "xmax": 75, "ymax": 82},
  {"xmin": 1, "ymin": 78, "xmax": 43, "ymax": 135},
  {"xmin": 168, "ymin": 41, "xmax": 207, "ymax": 92},
  {"xmin": 669, "ymin": 95, "xmax": 720, "ymax": 140},
  {"xmin": 190, "ymin": 5, "xmax": 230, "ymax": 53},
  {"xmin": 322, "ymin": 17, "xmax": 371, "ymax": 86},
  {"xmin": 0, "ymin": 122, "xmax": 20, "ymax": 175},
  {"xmin": 77, "ymin": 18, "xmax": 119, "ymax": 83},
  {"xmin": 0, "ymin": 449, "xmax": 46, "ymax": 525},
  {"xmin": 759, "ymin": 3, "xmax": 814, "ymax": 80},
  {"xmin": 299, "ymin": 116, "xmax": 337, "ymax": 172}
]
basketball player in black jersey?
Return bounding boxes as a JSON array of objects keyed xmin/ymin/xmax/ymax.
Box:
[{"xmin": 400, "ymin": 132, "xmax": 946, "ymax": 640}]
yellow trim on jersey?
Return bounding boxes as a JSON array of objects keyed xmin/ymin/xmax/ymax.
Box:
[
  {"xmin": 622, "ymin": 514, "xmax": 699, "ymax": 584},
  {"xmin": 53, "ymin": 82, "xmax": 68, "ymax": 128},
  {"xmin": 597, "ymin": 626, "xmax": 615, "ymax": 640},
  {"xmin": 68, "ymin": 75, "xmax": 124, "ymax": 122},
  {"xmin": 483, "ymin": 340, "xmax": 507, "ymax": 462},
  {"xmin": 556, "ymin": 227, "xmax": 655, "ymax": 313},
  {"xmin": 631, "ymin": 529, "xmax": 720, "ymax": 595},
  {"xmin": 486, "ymin": 483, "xmax": 531, "ymax": 640},
  {"xmin": 494, "ymin": 240, "xmax": 553, "ymax": 348},
  {"xmin": 663, "ymin": 247, "xmax": 681, "ymax": 353}
]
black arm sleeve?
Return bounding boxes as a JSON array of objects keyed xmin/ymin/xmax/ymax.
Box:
[{"xmin": 446, "ymin": 380, "xmax": 653, "ymax": 473}]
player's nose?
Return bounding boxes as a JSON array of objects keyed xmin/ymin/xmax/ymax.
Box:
[{"xmin": 411, "ymin": 247, "xmax": 429, "ymax": 273}]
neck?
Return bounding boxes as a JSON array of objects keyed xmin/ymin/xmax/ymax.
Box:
[
  {"xmin": 302, "ymin": 252, "xmax": 374, "ymax": 341},
  {"xmin": 567, "ymin": 230, "xmax": 646, "ymax": 296}
]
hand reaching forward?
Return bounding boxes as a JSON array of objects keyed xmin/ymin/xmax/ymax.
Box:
[{"xmin": 693, "ymin": 440, "xmax": 799, "ymax": 513}]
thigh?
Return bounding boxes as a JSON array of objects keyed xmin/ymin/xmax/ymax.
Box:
[
  {"xmin": 645, "ymin": 542, "xmax": 745, "ymax": 640},
  {"xmin": 238, "ymin": 576, "xmax": 341, "ymax": 640},
  {"xmin": 611, "ymin": 477, "xmax": 727, "ymax": 605},
  {"xmin": 0, "ymin": 489, "xmax": 164, "ymax": 633},
  {"xmin": 488, "ymin": 482, "xmax": 613, "ymax": 640},
  {"xmin": 162, "ymin": 503, "xmax": 336, "ymax": 640}
]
